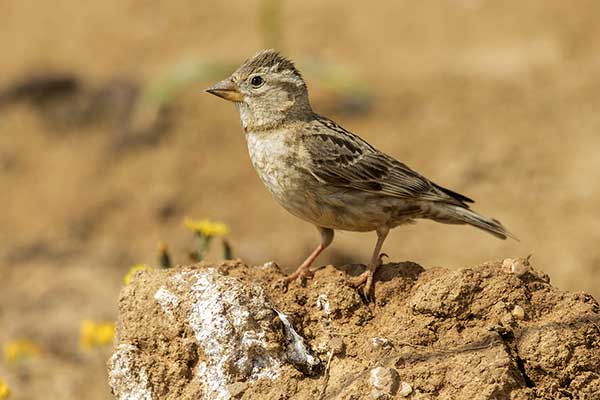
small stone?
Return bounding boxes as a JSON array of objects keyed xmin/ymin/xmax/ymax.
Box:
[
  {"xmin": 261, "ymin": 261, "xmax": 278, "ymax": 270},
  {"xmin": 371, "ymin": 337, "xmax": 392, "ymax": 351},
  {"xmin": 398, "ymin": 381, "xmax": 413, "ymax": 397},
  {"xmin": 502, "ymin": 257, "xmax": 531, "ymax": 276},
  {"xmin": 370, "ymin": 367, "xmax": 400, "ymax": 394},
  {"xmin": 511, "ymin": 305, "xmax": 525, "ymax": 320}
]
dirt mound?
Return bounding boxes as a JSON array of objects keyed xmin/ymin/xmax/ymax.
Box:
[{"xmin": 108, "ymin": 258, "xmax": 600, "ymax": 399}]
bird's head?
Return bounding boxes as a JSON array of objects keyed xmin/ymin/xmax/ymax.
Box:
[{"xmin": 206, "ymin": 49, "xmax": 312, "ymax": 131}]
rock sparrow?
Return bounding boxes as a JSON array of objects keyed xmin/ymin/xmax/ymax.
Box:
[{"xmin": 206, "ymin": 49, "xmax": 515, "ymax": 298}]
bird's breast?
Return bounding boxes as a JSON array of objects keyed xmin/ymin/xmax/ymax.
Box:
[
  {"xmin": 245, "ymin": 131, "xmax": 305, "ymax": 197},
  {"xmin": 246, "ymin": 130, "xmax": 334, "ymax": 227}
]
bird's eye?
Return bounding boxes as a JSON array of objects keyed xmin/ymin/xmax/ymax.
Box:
[{"xmin": 250, "ymin": 75, "xmax": 264, "ymax": 87}]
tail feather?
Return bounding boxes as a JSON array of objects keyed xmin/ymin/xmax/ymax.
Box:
[
  {"xmin": 441, "ymin": 205, "xmax": 517, "ymax": 240},
  {"xmin": 432, "ymin": 183, "xmax": 475, "ymax": 205}
]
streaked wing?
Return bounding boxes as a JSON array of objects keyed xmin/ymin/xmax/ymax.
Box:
[{"xmin": 301, "ymin": 116, "xmax": 473, "ymax": 207}]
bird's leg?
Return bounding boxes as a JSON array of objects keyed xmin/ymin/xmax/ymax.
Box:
[
  {"xmin": 286, "ymin": 227, "xmax": 334, "ymax": 283},
  {"xmin": 348, "ymin": 227, "xmax": 390, "ymax": 298}
]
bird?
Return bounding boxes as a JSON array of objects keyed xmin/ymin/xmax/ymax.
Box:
[{"xmin": 206, "ymin": 49, "xmax": 515, "ymax": 298}]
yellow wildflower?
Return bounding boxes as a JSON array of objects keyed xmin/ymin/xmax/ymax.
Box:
[
  {"xmin": 79, "ymin": 320, "xmax": 115, "ymax": 350},
  {"xmin": 3, "ymin": 339, "xmax": 40, "ymax": 362},
  {"xmin": 184, "ymin": 218, "xmax": 229, "ymax": 237},
  {"xmin": 0, "ymin": 379, "xmax": 9, "ymax": 399},
  {"xmin": 123, "ymin": 264, "xmax": 151, "ymax": 285}
]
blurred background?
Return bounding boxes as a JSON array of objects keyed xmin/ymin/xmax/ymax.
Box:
[{"xmin": 1, "ymin": 0, "xmax": 600, "ymax": 398}]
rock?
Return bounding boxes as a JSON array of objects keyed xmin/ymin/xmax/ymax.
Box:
[
  {"xmin": 370, "ymin": 366, "xmax": 400, "ymax": 394},
  {"xmin": 108, "ymin": 265, "xmax": 294, "ymax": 399},
  {"xmin": 273, "ymin": 308, "xmax": 322, "ymax": 376},
  {"xmin": 107, "ymin": 259, "xmax": 600, "ymax": 399},
  {"xmin": 408, "ymin": 268, "xmax": 481, "ymax": 318},
  {"xmin": 502, "ymin": 256, "xmax": 532, "ymax": 276},
  {"xmin": 512, "ymin": 305, "xmax": 525, "ymax": 320},
  {"xmin": 398, "ymin": 381, "xmax": 413, "ymax": 397},
  {"xmin": 371, "ymin": 336, "xmax": 392, "ymax": 351},
  {"xmin": 108, "ymin": 344, "xmax": 152, "ymax": 400}
]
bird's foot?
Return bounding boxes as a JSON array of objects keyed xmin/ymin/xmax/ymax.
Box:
[
  {"xmin": 272, "ymin": 278, "xmax": 289, "ymax": 292},
  {"xmin": 347, "ymin": 270, "xmax": 374, "ymax": 301},
  {"xmin": 346, "ymin": 253, "xmax": 387, "ymax": 302},
  {"xmin": 347, "ymin": 270, "xmax": 369, "ymax": 287},
  {"xmin": 273, "ymin": 266, "xmax": 314, "ymax": 291},
  {"xmin": 286, "ymin": 267, "xmax": 315, "ymax": 283}
]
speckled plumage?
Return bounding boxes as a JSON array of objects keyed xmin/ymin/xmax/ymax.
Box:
[
  {"xmin": 207, "ymin": 49, "xmax": 514, "ymax": 298},
  {"xmin": 246, "ymin": 121, "xmax": 424, "ymax": 233}
]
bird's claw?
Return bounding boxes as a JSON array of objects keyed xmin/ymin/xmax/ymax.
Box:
[
  {"xmin": 273, "ymin": 267, "xmax": 314, "ymax": 291},
  {"xmin": 272, "ymin": 278, "xmax": 289, "ymax": 292},
  {"xmin": 288, "ymin": 268, "xmax": 314, "ymax": 285},
  {"xmin": 363, "ymin": 272, "xmax": 375, "ymax": 302},
  {"xmin": 347, "ymin": 270, "xmax": 368, "ymax": 288},
  {"xmin": 347, "ymin": 270, "xmax": 375, "ymax": 302},
  {"xmin": 347, "ymin": 254, "xmax": 386, "ymax": 302}
]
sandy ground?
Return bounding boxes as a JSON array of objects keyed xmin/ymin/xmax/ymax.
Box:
[{"xmin": 1, "ymin": 1, "xmax": 600, "ymax": 398}]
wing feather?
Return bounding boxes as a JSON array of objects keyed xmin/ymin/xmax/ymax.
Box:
[{"xmin": 302, "ymin": 116, "xmax": 472, "ymax": 207}]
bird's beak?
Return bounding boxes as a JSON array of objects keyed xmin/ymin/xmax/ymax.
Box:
[{"xmin": 205, "ymin": 78, "xmax": 243, "ymax": 103}]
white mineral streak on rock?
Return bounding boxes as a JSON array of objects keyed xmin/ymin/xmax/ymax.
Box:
[
  {"xmin": 108, "ymin": 344, "xmax": 152, "ymax": 400},
  {"xmin": 154, "ymin": 286, "xmax": 179, "ymax": 318},
  {"xmin": 188, "ymin": 268, "xmax": 281, "ymax": 400},
  {"xmin": 169, "ymin": 271, "xmax": 190, "ymax": 286}
]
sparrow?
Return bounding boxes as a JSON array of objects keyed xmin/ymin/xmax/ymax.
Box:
[{"xmin": 206, "ymin": 49, "xmax": 515, "ymax": 298}]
